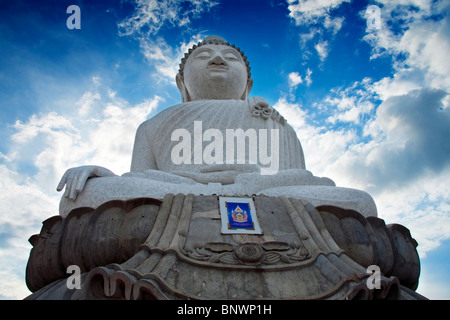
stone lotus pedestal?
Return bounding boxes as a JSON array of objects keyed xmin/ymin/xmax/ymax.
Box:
[{"xmin": 24, "ymin": 193, "xmax": 425, "ymax": 300}]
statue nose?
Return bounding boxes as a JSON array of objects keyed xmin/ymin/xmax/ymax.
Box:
[{"xmin": 209, "ymin": 54, "xmax": 227, "ymax": 66}]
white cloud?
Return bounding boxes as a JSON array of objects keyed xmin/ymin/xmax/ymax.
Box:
[
  {"xmin": 373, "ymin": 167, "xmax": 450, "ymax": 258},
  {"xmin": 287, "ymin": 0, "xmax": 349, "ymax": 62},
  {"xmin": 314, "ymin": 87, "xmax": 449, "ymax": 261},
  {"xmin": 399, "ymin": 21, "xmax": 450, "ymax": 90},
  {"xmin": 287, "ymin": 0, "xmax": 350, "ymax": 27},
  {"xmin": 117, "ymin": 0, "xmax": 218, "ymax": 37},
  {"xmin": 288, "ymin": 68, "xmax": 312, "ymax": 91},
  {"xmin": 273, "ymin": 89, "xmax": 450, "ymax": 262},
  {"xmin": 7, "ymin": 83, "xmax": 161, "ymax": 181},
  {"xmin": 273, "ymin": 97, "xmax": 308, "ymax": 130},
  {"xmin": 326, "ymin": 88, "xmax": 450, "ymax": 190},
  {"xmin": 288, "ymin": 72, "xmax": 303, "ymax": 88},
  {"xmin": 351, "ymin": 0, "xmax": 450, "ymax": 191},
  {"xmin": 140, "ymin": 35, "xmax": 204, "ymax": 83},
  {"xmin": 273, "ymin": 97, "xmax": 357, "ymax": 178},
  {"xmin": 325, "ymin": 88, "xmax": 376, "ymax": 125},
  {"xmin": 363, "ymin": 0, "xmax": 450, "ymax": 93},
  {"xmin": 266, "ymin": 2, "xmax": 450, "ymax": 289},
  {"xmin": 0, "ymin": 164, "xmax": 61, "ymax": 299},
  {"xmin": 314, "ymin": 40, "xmax": 329, "ymax": 61},
  {"xmin": 0, "ymin": 78, "xmax": 161, "ymax": 299},
  {"xmin": 353, "ymin": 1, "xmax": 450, "ymax": 202},
  {"xmin": 299, "ymin": 28, "xmax": 320, "ymax": 47},
  {"xmin": 304, "ymin": 68, "xmax": 313, "ymax": 86},
  {"xmin": 323, "ymin": 15, "xmax": 344, "ymax": 35},
  {"xmin": 117, "ymin": 0, "xmax": 217, "ymax": 84},
  {"xmin": 369, "ymin": 69, "xmax": 423, "ymax": 101}
]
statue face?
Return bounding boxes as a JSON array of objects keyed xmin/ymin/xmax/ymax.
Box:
[{"xmin": 182, "ymin": 44, "xmax": 250, "ymax": 101}]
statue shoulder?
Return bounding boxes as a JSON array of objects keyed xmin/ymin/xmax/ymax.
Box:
[{"xmin": 135, "ymin": 103, "xmax": 187, "ymax": 133}]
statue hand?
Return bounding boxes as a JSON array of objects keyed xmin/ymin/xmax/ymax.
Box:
[
  {"xmin": 56, "ymin": 165, "xmax": 116, "ymax": 200},
  {"xmin": 172, "ymin": 164, "xmax": 260, "ymax": 185}
]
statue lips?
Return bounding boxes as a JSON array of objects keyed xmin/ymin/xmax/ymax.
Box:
[{"xmin": 207, "ymin": 64, "xmax": 229, "ymax": 72}]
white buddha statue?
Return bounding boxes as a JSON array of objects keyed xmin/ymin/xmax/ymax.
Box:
[{"xmin": 56, "ymin": 36, "xmax": 377, "ymax": 218}]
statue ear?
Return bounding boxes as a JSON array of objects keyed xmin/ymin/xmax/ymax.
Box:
[
  {"xmin": 176, "ymin": 74, "xmax": 191, "ymax": 102},
  {"xmin": 241, "ymin": 78, "xmax": 253, "ymax": 100}
]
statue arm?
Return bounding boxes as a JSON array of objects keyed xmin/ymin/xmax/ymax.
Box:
[{"xmin": 130, "ymin": 121, "xmax": 158, "ymax": 172}]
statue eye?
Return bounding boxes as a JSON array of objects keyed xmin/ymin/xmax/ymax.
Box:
[
  {"xmin": 224, "ymin": 53, "xmax": 239, "ymax": 61},
  {"xmin": 196, "ymin": 51, "xmax": 211, "ymax": 59}
]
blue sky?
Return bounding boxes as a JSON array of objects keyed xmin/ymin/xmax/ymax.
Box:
[{"xmin": 0, "ymin": 0, "xmax": 449, "ymax": 299}]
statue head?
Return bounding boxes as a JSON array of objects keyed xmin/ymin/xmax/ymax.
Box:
[{"xmin": 176, "ymin": 36, "xmax": 253, "ymax": 102}]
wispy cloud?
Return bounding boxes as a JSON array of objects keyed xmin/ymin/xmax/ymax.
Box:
[
  {"xmin": 288, "ymin": 71, "xmax": 303, "ymax": 88},
  {"xmin": 287, "ymin": 69, "xmax": 313, "ymax": 99},
  {"xmin": 274, "ymin": 88, "xmax": 450, "ymax": 259},
  {"xmin": 326, "ymin": 91, "xmax": 375, "ymax": 125},
  {"xmin": 287, "ymin": 0, "xmax": 350, "ymax": 28},
  {"xmin": 356, "ymin": 1, "xmax": 450, "ymax": 194},
  {"xmin": 118, "ymin": 0, "xmax": 218, "ymax": 84},
  {"xmin": 117, "ymin": 0, "xmax": 218, "ymax": 37},
  {"xmin": 363, "ymin": 1, "xmax": 450, "ymax": 94},
  {"xmin": 0, "ymin": 77, "xmax": 160, "ymax": 299},
  {"xmin": 314, "ymin": 40, "xmax": 328, "ymax": 62},
  {"xmin": 287, "ymin": 0, "xmax": 349, "ymax": 62},
  {"xmin": 279, "ymin": 0, "xmax": 450, "ymax": 260},
  {"xmin": 0, "ymin": 0, "xmax": 220, "ymax": 299},
  {"xmin": 139, "ymin": 35, "xmax": 204, "ymax": 83},
  {"xmin": 327, "ymin": 88, "xmax": 450, "ymax": 194}
]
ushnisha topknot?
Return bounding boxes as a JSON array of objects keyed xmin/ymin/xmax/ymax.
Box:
[{"xmin": 177, "ymin": 35, "xmax": 252, "ymax": 80}]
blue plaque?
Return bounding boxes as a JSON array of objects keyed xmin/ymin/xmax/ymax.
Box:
[
  {"xmin": 227, "ymin": 202, "xmax": 254, "ymax": 230},
  {"xmin": 219, "ymin": 197, "xmax": 262, "ymax": 234}
]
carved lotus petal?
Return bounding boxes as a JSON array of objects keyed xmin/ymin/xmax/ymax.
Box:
[
  {"xmin": 205, "ymin": 242, "xmax": 234, "ymax": 253},
  {"xmin": 208, "ymin": 255, "xmax": 221, "ymax": 263},
  {"xmin": 279, "ymin": 254, "xmax": 291, "ymax": 263},
  {"xmin": 262, "ymin": 241, "xmax": 290, "ymax": 251},
  {"xmin": 219, "ymin": 253, "xmax": 239, "ymax": 265}
]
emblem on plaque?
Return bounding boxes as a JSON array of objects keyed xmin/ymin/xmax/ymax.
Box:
[{"xmin": 219, "ymin": 196, "xmax": 262, "ymax": 234}]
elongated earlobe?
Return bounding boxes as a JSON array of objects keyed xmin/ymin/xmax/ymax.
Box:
[
  {"xmin": 241, "ymin": 78, "xmax": 253, "ymax": 100},
  {"xmin": 176, "ymin": 74, "xmax": 191, "ymax": 102}
]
